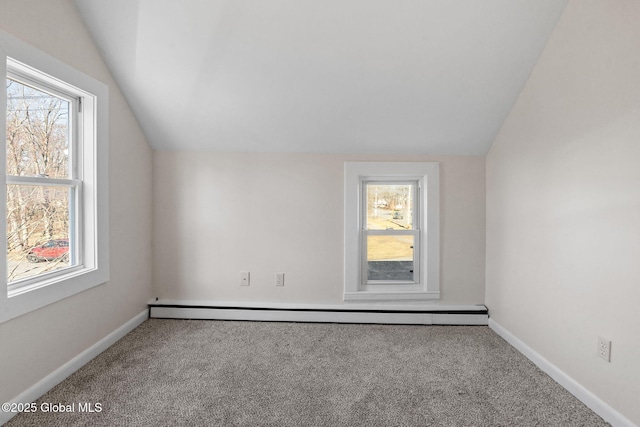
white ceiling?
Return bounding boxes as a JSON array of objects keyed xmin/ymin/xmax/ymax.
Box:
[{"xmin": 74, "ymin": 0, "xmax": 567, "ymax": 154}]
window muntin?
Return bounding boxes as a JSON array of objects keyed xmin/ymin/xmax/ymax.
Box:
[
  {"xmin": 6, "ymin": 73, "xmax": 82, "ymax": 287},
  {"xmin": 362, "ymin": 181, "xmax": 420, "ymax": 285}
]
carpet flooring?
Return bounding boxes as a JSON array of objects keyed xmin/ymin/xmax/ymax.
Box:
[{"xmin": 5, "ymin": 319, "xmax": 609, "ymax": 426}]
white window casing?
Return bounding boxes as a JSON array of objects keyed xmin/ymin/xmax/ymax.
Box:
[
  {"xmin": 0, "ymin": 30, "xmax": 109, "ymax": 324},
  {"xmin": 344, "ymin": 162, "xmax": 440, "ymax": 302}
]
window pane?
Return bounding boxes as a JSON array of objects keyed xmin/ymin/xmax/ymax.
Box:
[
  {"xmin": 367, "ymin": 234, "xmax": 414, "ymax": 281},
  {"xmin": 7, "ymin": 184, "xmax": 75, "ymax": 283},
  {"xmin": 6, "ymin": 78, "xmax": 70, "ymax": 179},
  {"xmin": 366, "ymin": 183, "xmax": 414, "ymax": 230}
]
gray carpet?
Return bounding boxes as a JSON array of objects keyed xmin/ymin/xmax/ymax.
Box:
[{"xmin": 6, "ymin": 319, "xmax": 608, "ymax": 426}]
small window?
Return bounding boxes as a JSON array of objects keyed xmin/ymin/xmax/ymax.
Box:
[
  {"xmin": 344, "ymin": 162, "xmax": 440, "ymax": 302},
  {"xmin": 1, "ymin": 32, "xmax": 109, "ymax": 324},
  {"xmin": 363, "ymin": 181, "xmax": 419, "ymax": 284}
]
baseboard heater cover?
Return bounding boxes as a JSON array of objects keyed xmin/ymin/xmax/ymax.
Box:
[{"xmin": 149, "ymin": 303, "xmax": 489, "ymax": 325}]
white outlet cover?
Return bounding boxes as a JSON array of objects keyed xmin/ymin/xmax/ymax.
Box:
[
  {"xmin": 597, "ymin": 337, "xmax": 611, "ymax": 362},
  {"xmin": 240, "ymin": 271, "xmax": 250, "ymax": 286}
]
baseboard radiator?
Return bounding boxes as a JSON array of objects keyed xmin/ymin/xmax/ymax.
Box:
[{"xmin": 149, "ymin": 302, "xmax": 489, "ymax": 325}]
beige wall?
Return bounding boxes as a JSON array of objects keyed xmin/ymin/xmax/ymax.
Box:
[
  {"xmin": 0, "ymin": 0, "xmax": 153, "ymax": 404},
  {"xmin": 153, "ymin": 152, "xmax": 485, "ymax": 305},
  {"xmin": 486, "ymin": 0, "xmax": 640, "ymax": 424}
]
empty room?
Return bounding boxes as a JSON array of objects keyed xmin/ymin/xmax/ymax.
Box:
[{"xmin": 0, "ymin": 0, "xmax": 638, "ymax": 426}]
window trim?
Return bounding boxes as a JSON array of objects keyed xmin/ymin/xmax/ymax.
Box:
[
  {"xmin": 0, "ymin": 30, "xmax": 109, "ymax": 324},
  {"xmin": 344, "ymin": 162, "xmax": 440, "ymax": 302}
]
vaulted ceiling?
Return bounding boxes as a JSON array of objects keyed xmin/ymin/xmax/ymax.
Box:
[{"xmin": 74, "ymin": 0, "xmax": 567, "ymax": 154}]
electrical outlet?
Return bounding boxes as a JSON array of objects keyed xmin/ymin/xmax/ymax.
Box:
[
  {"xmin": 275, "ymin": 273, "xmax": 285, "ymax": 286},
  {"xmin": 240, "ymin": 271, "xmax": 250, "ymax": 286},
  {"xmin": 597, "ymin": 337, "xmax": 611, "ymax": 362}
]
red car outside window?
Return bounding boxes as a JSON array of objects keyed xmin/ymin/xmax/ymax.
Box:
[{"xmin": 27, "ymin": 239, "xmax": 69, "ymax": 262}]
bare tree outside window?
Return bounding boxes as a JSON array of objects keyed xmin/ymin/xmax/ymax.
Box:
[{"xmin": 6, "ymin": 78, "xmax": 74, "ymax": 283}]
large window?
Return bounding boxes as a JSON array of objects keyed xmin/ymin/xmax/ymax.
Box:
[
  {"xmin": 345, "ymin": 162, "xmax": 440, "ymax": 301},
  {"xmin": 1, "ymin": 32, "xmax": 109, "ymax": 323},
  {"xmin": 6, "ymin": 69, "xmax": 80, "ymax": 285}
]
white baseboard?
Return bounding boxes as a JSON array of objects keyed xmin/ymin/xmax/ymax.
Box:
[
  {"xmin": 149, "ymin": 301, "xmax": 488, "ymax": 325},
  {"xmin": 0, "ymin": 310, "xmax": 148, "ymax": 426},
  {"xmin": 489, "ymin": 318, "xmax": 636, "ymax": 427}
]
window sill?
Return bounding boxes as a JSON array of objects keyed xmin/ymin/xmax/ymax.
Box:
[
  {"xmin": 344, "ymin": 291, "xmax": 441, "ymax": 302},
  {"xmin": 1, "ymin": 267, "xmax": 108, "ymax": 324}
]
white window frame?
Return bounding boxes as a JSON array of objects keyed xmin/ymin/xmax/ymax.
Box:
[
  {"xmin": 6, "ymin": 62, "xmax": 84, "ymax": 288},
  {"xmin": 0, "ymin": 30, "xmax": 109, "ymax": 324},
  {"xmin": 362, "ymin": 179, "xmax": 421, "ymax": 286},
  {"xmin": 344, "ymin": 162, "xmax": 439, "ymax": 302}
]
